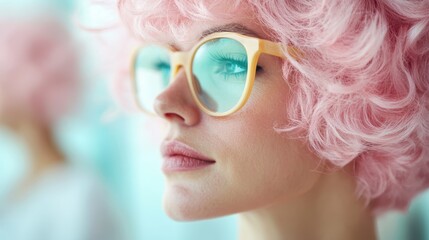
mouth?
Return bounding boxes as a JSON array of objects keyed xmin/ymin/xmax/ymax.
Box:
[{"xmin": 161, "ymin": 140, "xmax": 216, "ymax": 173}]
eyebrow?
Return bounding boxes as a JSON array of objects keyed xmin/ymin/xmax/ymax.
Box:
[{"xmin": 200, "ymin": 23, "xmax": 261, "ymax": 39}]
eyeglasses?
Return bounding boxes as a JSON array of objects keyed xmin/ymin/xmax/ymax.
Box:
[{"xmin": 131, "ymin": 32, "xmax": 298, "ymax": 117}]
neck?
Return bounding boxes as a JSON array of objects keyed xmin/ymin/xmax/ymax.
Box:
[
  {"xmin": 238, "ymin": 168, "xmax": 377, "ymax": 240},
  {"xmin": 11, "ymin": 119, "xmax": 65, "ymax": 197}
]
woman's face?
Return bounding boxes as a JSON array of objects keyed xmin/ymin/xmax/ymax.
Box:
[{"xmin": 153, "ymin": 17, "xmax": 322, "ymax": 221}]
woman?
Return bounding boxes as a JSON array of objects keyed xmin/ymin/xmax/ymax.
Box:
[
  {"xmin": 0, "ymin": 15, "xmax": 121, "ymax": 240},
  {"xmin": 118, "ymin": 0, "xmax": 429, "ymax": 239}
]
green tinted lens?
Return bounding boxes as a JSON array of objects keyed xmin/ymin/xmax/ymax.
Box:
[
  {"xmin": 133, "ymin": 45, "xmax": 171, "ymax": 113},
  {"xmin": 192, "ymin": 38, "xmax": 248, "ymax": 113}
]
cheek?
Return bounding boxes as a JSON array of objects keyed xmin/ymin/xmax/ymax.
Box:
[
  {"xmin": 220, "ymin": 116, "xmax": 314, "ymax": 197},
  {"xmin": 214, "ymin": 80, "xmax": 320, "ymax": 206}
]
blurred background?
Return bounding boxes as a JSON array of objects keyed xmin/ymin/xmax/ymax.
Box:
[
  {"xmin": 0, "ymin": 1, "xmax": 427, "ymax": 240},
  {"xmin": 0, "ymin": 0, "xmax": 236, "ymax": 240}
]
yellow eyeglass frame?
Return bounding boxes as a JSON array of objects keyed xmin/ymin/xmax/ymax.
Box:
[{"xmin": 131, "ymin": 32, "xmax": 298, "ymax": 117}]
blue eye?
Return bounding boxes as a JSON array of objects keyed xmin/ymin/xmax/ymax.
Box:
[
  {"xmin": 153, "ymin": 61, "xmax": 171, "ymax": 86},
  {"xmin": 216, "ymin": 60, "xmax": 246, "ymax": 75},
  {"xmin": 209, "ymin": 52, "xmax": 248, "ymax": 81},
  {"xmin": 154, "ymin": 61, "xmax": 170, "ymax": 71}
]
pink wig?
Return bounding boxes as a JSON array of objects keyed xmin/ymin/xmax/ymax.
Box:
[
  {"xmin": 0, "ymin": 16, "xmax": 80, "ymax": 125},
  {"xmin": 117, "ymin": 0, "xmax": 429, "ymax": 213}
]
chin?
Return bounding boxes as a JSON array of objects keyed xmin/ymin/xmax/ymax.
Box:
[
  {"xmin": 162, "ymin": 186, "xmax": 227, "ymax": 221},
  {"xmin": 163, "ymin": 204, "xmax": 196, "ymax": 221},
  {"xmin": 163, "ymin": 191, "xmax": 206, "ymax": 221}
]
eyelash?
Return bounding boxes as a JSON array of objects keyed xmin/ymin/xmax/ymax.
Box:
[{"xmin": 209, "ymin": 51, "xmax": 264, "ymax": 74}]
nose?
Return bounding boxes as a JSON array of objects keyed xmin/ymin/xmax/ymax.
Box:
[{"xmin": 153, "ymin": 67, "xmax": 201, "ymax": 126}]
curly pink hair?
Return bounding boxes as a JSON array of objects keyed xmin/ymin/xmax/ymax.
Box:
[
  {"xmin": 117, "ymin": 0, "xmax": 429, "ymax": 214},
  {"xmin": 0, "ymin": 16, "xmax": 80, "ymax": 125}
]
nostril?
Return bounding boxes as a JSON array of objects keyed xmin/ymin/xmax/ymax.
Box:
[{"xmin": 164, "ymin": 113, "xmax": 185, "ymax": 123}]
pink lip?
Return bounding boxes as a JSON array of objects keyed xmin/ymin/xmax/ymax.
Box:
[{"xmin": 161, "ymin": 140, "xmax": 215, "ymax": 173}]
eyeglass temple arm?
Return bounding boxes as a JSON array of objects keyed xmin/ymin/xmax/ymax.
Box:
[{"xmin": 260, "ymin": 40, "xmax": 301, "ymax": 60}]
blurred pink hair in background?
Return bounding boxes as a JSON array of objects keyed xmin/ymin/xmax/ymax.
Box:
[
  {"xmin": 117, "ymin": 0, "xmax": 429, "ymax": 214},
  {"xmin": 0, "ymin": 16, "xmax": 80, "ymax": 125}
]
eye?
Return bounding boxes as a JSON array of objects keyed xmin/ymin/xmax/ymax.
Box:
[
  {"xmin": 216, "ymin": 61, "xmax": 246, "ymax": 75},
  {"xmin": 154, "ymin": 61, "xmax": 170, "ymax": 72},
  {"xmin": 153, "ymin": 61, "xmax": 171, "ymax": 86},
  {"xmin": 206, "ymin": 51, "xmax": 247, "ymax": 81}
]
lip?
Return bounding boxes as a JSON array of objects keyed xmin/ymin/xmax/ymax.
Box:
[{"xmin": 161, "ymin": 140, "xmax": 215, "ymax": 173}]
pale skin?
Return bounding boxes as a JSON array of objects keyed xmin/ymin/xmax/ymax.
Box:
[{"xmin": 150, "ymin": 15, "xmax": 377, "ymax": 240}]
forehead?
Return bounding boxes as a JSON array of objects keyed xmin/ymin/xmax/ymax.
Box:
[
  {"xmin": 170, "ymin": 22, "xmax": 269, "ymax": 50},
  {"xmin": 133, "ymin": 3, "xmax": 272, "ymax": 50}
]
